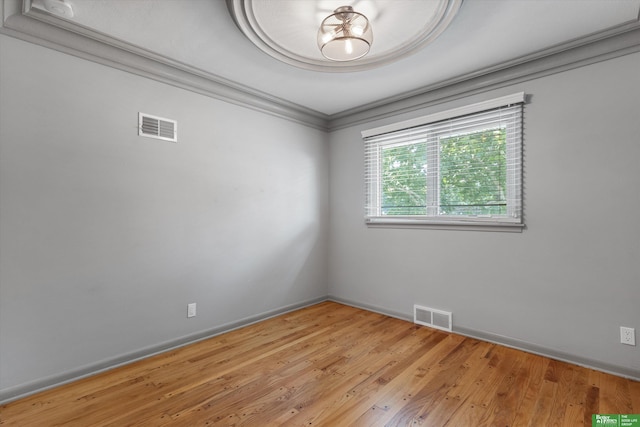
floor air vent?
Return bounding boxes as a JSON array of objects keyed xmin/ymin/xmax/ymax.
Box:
[
  {"xmin": 139, "ymin": 113, "xmax": 177, "ymax": 142},
  {"xmin": 414, "ymin": 305, "xmax": 452, "ymax": 332}
]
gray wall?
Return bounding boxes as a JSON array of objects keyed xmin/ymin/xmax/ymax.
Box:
[
  {"xmin": 0, "ymin": 35, "xmax": 328, "ymax": 399},
  {"xmin": 2, "ymin": 28, "xmax": 639, "ymax": 403},
  {"xmin": 328, "ymin": 52, "xmax": 640, "ymax": 377}
]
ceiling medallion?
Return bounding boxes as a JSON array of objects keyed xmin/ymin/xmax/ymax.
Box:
[{"xmin": 227, "ymin": 0, "xmax": 463, "ymax": 73}]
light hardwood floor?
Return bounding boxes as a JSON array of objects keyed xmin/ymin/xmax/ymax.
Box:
[{"xmin": 1, "ymin": 301, "xmax": 638, "ymax": 426}]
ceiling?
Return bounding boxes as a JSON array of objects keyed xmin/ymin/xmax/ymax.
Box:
[
  {"xmin": 16, "ymin": 0, "xmax": 640, "ymax": 117},
  {"xmin": 227, "ymin": 0, "xmax": 463, "ymax": 72}
]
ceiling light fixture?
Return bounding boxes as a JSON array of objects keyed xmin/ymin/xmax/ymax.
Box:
[
  {"xmin": 317, "ymin": 5, "xmax": 373, "ymax": 62},
  {"xmin": 228, "ymin": 0, "xmax": 462, "ymax": 72}
]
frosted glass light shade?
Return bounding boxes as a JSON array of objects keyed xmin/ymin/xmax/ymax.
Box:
[{"xmin": 317, "ymin": 6, "xmax": 373, "ymax": 61}]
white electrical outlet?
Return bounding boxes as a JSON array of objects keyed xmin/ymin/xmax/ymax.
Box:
[
  {"xmin": 620, "ymin": 326, "xmax": 635, "ymax": 346},
  {"xmin": 187, "ymin": 303, "xmax": 196, "ymax": 318}
]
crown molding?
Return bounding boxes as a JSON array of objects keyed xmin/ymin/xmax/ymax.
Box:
[
  {"xmin": 0, "ymin": 0, "xmax": 330, "ymax": 131},
  {"xmin": 328, "ymin": 20, "xmax": 640, "ymax": 130},
  {"xmin": 1, "ymin": 0, "xmax": 639, "ymax": 133}
]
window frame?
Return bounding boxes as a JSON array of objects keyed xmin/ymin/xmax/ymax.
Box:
[{"xmin": 362, "ymin": 93, "xmax": 525, "ymax": 232}]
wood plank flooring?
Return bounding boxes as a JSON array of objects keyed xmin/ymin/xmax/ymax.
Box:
[{"xmin": 1, "ymin": 301, "xmax": 638, "ymax": 426}]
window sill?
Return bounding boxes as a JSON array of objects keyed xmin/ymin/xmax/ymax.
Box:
[{"xmin": 365, "ymin": 217, "xmax": 525, "ymax": 232}]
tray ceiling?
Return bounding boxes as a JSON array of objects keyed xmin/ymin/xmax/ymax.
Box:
[{"xmin": 9, "ymin": 0, "xmax": 640, "ymax": 118}]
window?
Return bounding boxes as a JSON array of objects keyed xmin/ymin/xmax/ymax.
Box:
[{"xmin": 363, "ymin": 93, "xmax": 524, "ymax": 230}]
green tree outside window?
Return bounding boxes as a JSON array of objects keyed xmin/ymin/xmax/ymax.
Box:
[{"xmin": 380, "ymin": 128, "xmax": 506, "ymax": 216}]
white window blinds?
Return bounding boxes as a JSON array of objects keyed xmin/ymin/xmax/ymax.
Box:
[{"xmin": 362, "ymin": 93, "xmax": 525, "ymax": 230}]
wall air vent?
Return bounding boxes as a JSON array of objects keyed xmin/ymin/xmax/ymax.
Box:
[
  {"xmin": 138, "ymin": 113, "xmax": 177, "ymax": 142},
  {"xmin": 414, "ymin": 305, "xmax": 452, "ymax": 332}
]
